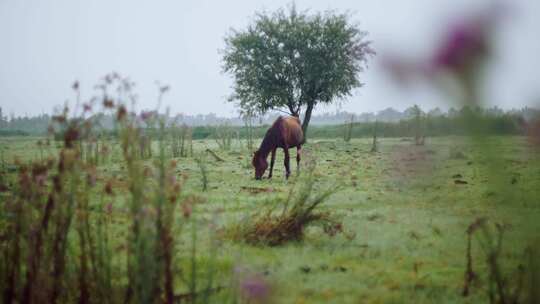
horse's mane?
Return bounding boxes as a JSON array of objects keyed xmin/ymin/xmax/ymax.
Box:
[{"xmin": 260, "ymin": 116, "xmax": 284, "ymax": 150}]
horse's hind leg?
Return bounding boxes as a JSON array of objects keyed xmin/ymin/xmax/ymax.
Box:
[
  {"xmin": 296, "ymin": 146, "xmax": 301, "ymax": 175},
  {"xmin": 283, "ymin": 147, "xmax": 291, "ymax": 179},
  {"xmin": 268, "ymin": 148, "xmax": 276, "ymax": 179}
]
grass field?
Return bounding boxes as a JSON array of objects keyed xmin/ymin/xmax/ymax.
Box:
[{"xmin": 1, "ymin": 135, "xmax": 539, "ymax": 303}]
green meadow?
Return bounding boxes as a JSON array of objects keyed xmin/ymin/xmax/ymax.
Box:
[{"xmin": 1, "ymin": 134, "xmax": 538, "ymax": 303}]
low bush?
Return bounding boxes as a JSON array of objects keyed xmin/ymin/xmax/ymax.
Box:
[{"xmin": 227, "ymin": 162, "xmax": 342, "ymax": 246}]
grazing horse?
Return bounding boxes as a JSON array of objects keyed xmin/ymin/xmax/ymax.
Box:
[{"xmin": 252, "ymin": 116, "xmax": 303, "ymax": 180}]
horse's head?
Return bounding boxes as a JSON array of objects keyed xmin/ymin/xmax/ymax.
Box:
[{"xmin": 252, "ymin": 150, "xmax": 268, "ymax": 180}]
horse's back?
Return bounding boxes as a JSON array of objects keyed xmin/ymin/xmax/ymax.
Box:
[{"xmin": 281, "ymin": 116, "xmax": 303, "ymax": 147}]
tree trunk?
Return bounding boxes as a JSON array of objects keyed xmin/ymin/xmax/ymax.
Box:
[{"xmin": 301, "ymin": 102, "xmax": 314, "ymax": 143}]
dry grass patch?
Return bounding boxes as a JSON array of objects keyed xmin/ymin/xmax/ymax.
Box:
[{"xmin": 227, "ymin": 164, "xmax": 343, "ymax": 246}]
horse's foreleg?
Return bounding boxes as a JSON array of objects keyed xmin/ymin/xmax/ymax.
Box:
[
  {"xmin": 296, "ymin": 146, "xmax": 301, "ymax": 175},
  {"xmin": 268, "ymin": 148, "xmax": 276, "ymax": 179},
  {"xmin": 283, "ymin": 147, "xmax": 291, "ymax": 179}
]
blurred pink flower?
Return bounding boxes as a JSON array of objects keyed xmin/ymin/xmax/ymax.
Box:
[
  {"xmin": 181, "ymin": 203, "xmax": 192, "ymax": 218},
  {"xmin": 34, "ymin": 173, "xmax": 47, "ymax": 187},
  {"xmin": 83, "ymin": 103, "xmax": 92, "ymax": 112},
  {"xmin": 432, "ymin": 17, "xmax": 492, "ymax": 72},
  {"xmin": 105, "ymin": 202, "xmax": 113, "ymax": 214},
  {"xmin": 87, "ymin": 171, "xmax": 97, "ymax": 187},
  {"xmin": 140, "ymin": 111, "xmax": 155, "ymax": 121},
  {"xmin": 103, "ymin": 99, "xmax": 114, "ymax": 109},
  {"xmin": 384, "ymin": 3, "xmax": 504, "ymax": 84},
  {"xmin": 240, "ymin": 274, "xmax": 271, "ymax": 302}
]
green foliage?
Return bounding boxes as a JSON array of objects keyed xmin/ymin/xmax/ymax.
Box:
[
  {"xmin": 222, "ymin": 4, "xmax": 374, "ymax": 135},
  {"xmin": 2, "ymin": 133, "xmax": 540, "ymax": 303},
  {"xmin": 190, "ymin": 109, "xmax": 529, "ymax": 140}
]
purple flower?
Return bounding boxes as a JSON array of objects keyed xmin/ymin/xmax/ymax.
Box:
[
  {"xmin": 383, "ymin": 4, "xmax": 505, "ymax": 85},
  {"xmin": 87, "ymin": 171, "xmax": 97, "ymax": 187},
  {"xmin": 34, "ymin": 173, "xmax": 47, "ymax": 187},
  {"xmin": 433, "ymin": 19, "xmax": 489, "ymax": 71},
  {"xmin": 240, "ymin": 274, "xmax": 271, "ymax": 302},
  {"xmin": 83, "ymin": 103, "xmax": 92, "ymax": 112},
  {"xmin": 141, "ymin": 110, "xmax": 155, "ymax": 121},
  {"xmin": 105, "ymin": 202, "xmax": 113, "ymax": 214},
  {"xmin": 433, "ymin": 4, "xmax": 504, "ymax": 72}
]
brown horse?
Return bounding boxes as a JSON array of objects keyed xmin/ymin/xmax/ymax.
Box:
[{"xmin": 252, "ymin": 116, "xmax": 303, "ymax": 180}]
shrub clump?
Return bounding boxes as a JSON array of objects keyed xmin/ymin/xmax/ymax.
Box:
[{"xmin": 228, "ymin": 163, "xmax": 342, "ymax": 246}]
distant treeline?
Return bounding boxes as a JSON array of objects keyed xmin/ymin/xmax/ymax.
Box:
[
  {"xmin": 208, "ymin": 113, "xmax": 528, "ymax": 139},
  {"xmin": 0, "ymin": 105, "xmax": 538, "ymax": 138},
  {"xmin": 308, "ymin": 115, "xmax": 526, "ymax": 138},
  {"xmin": 0, "ymin": 129, "xmax": 29, "ymax": 136},
  {"xmin": 156, "ymin": 110, "xmax": 532, "ymax": 139}
]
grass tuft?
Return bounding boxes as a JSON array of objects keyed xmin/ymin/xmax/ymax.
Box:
[{"xmin": 227, "ymin": 162, "xmax": 342, "ymax": 246}]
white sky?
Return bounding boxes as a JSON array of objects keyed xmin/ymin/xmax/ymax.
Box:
[{"xmin": 1, "ymin": 0, "xmax": 539, "ymax": 117}]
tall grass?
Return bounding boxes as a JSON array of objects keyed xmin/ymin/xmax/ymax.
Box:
[
  {"xmin": 243, "ymin": 114, "xmax": 255, "ymax": 153},
  {"xmin": 0, "ymin": 74, "xmax": 226, "ymax": 303},
  {"xmin": 462, "ymin": 218, "xmax": 538, "ymax": 303},
  {"xmin": 227, "ymin": 160, "xmax": 342, "ymax": 246},
  {"xmin": 370, "ymin": 120, "xmax": 379, "ymax": 153},
  {"xmin": 213, "ymin": 123, "xmax": 234, "ymax": 151},
  {"xmin": 171, "ymin": 123, "xmax": 193, "ymax": 158},
  {"xmin": 195, "ymin": 154, "xmax": 209, "ymax": 192},
  {"xmin": 343, "ymin": 114, "xmax": 355, "ymax": 142}
]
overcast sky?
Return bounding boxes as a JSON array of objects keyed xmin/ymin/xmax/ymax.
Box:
[{"xmin": 1, "ymin": 0, "xmax": 539, "ymax": 117}]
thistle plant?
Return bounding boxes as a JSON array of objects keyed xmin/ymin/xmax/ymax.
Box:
[
  {"xmin": 0, "ymin": 73, "xmax": 225, "ymax": 303},
  {"xmin": 384, "ymin": 4, "xmax": 539, "ymax": 301}
]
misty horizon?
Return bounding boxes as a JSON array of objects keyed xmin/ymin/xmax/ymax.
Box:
[{"xmin": 1, "ymin": 0, "xmax": 539, "ymax": 118}]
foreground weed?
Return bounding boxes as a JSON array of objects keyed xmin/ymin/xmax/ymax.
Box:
[
  {"xmin": 462, "ymin": 218, "xmax": 539, "ymax": 303},
  {"xmin": 195, "ymin": 154, "xmax": 209, "ymax": 192},
  {"xmin": 0, "ymin": 74, "xmax": 226, "ymax": 303}
]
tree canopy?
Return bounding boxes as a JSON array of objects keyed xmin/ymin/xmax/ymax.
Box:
[{"xmin": 222, "ymin": 5, "xmax": 374, "ymax": 137}]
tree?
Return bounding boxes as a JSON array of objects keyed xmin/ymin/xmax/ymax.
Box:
[
  {"xmin": 428, "ymin": 107, "xmax": 443, "ymax": 117},
  {"xmin": 222, "ymin": 4, "xmax": 374, "ymax": 139},
  {"xmin": 376, "ymin": 107, "xmax": 403, "ymax": 122},
  {"xmin": 405, "ymin": 105, "xmax": 425, "ymax": 145}
]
